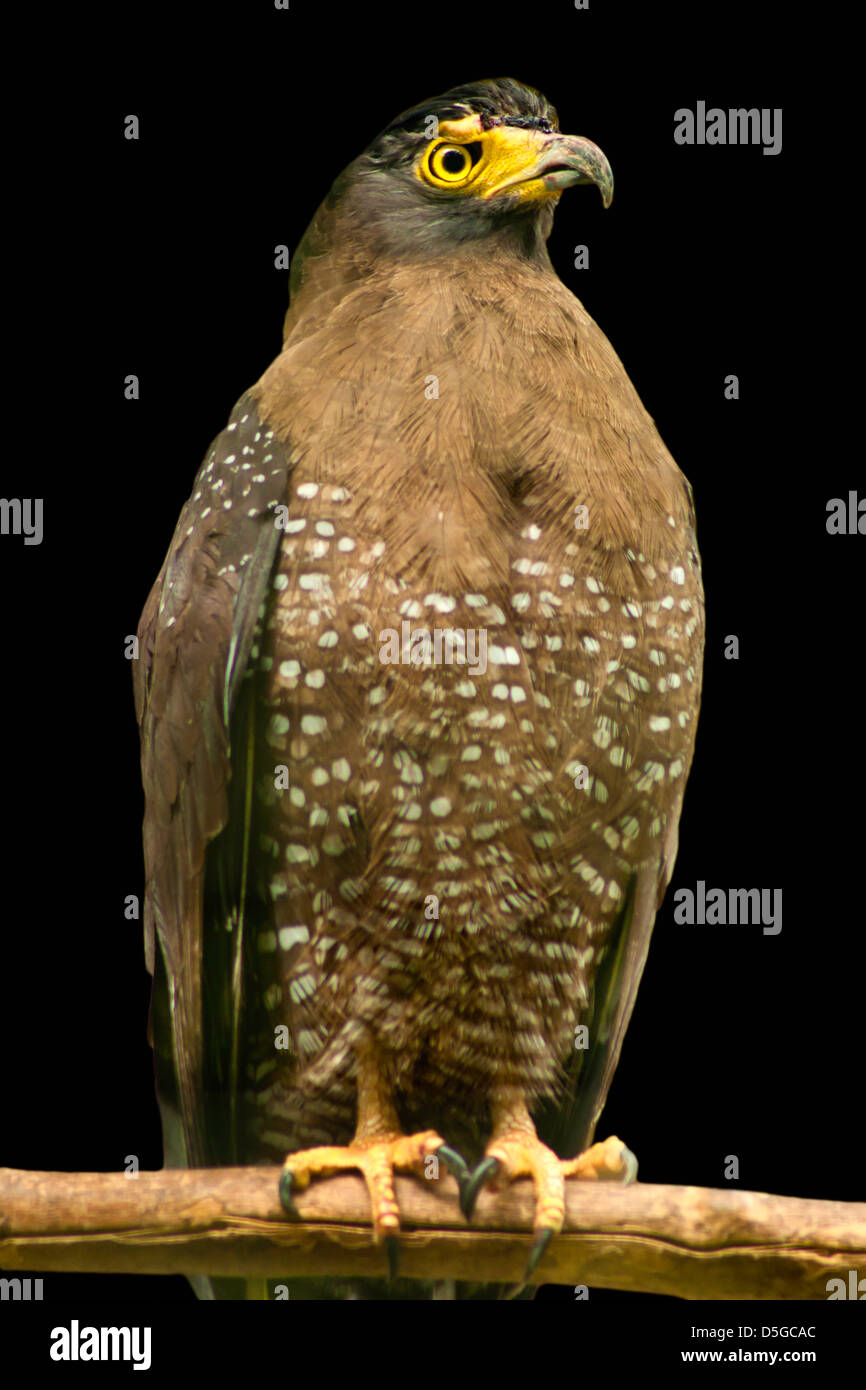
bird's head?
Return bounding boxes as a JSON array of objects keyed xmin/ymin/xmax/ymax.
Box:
[{"xmin": 290, "ymin": 78, "xmax": 613, "ymax": 293}]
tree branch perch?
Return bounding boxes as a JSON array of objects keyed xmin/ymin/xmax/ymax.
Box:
[{"xmin": 1, "ymin": 1167, "xmax": 863, "ymax": 1298}]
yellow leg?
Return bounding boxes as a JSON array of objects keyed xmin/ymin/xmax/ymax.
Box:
[
  {"xmin": 464, "ymin": 1091, "xmax": 637, "ymax": 1279},
  {"xmin": 279, "ymin": 1045, "xmax": 455, "ymax": 1246}
]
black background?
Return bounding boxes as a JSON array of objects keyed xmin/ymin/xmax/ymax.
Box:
[{"xmin": 2, "ymin": 0, "xmax": 861, "ymax": 1329}]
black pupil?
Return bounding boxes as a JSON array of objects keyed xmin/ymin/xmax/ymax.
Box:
[{"xmin": 441, "ymin": 148, "xmax": 466, "ymax": 174}]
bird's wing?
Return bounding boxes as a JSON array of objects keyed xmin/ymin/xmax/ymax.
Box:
[
  {"xmin": 537, "ymin": 827, "xmax": 677, "ymax": 1160},
  {"xmin": 134, "ymin": 391, "xmax": 291, "ymax": 1168}
]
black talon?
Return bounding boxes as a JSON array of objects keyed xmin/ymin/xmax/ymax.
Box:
[
  {"xmin": 501, "ymin": 1229, "xmax": 553, "ymax": 1301},
  {"xmin": 385, "ymin": 1234, "xmax": 401, "ymax": 1282},
  {"xmin": 524, "ymin": 1225, "xmax": 554, "ymax": 1281},
  {"xmin": 435, "ymin": 1143, "xmax": 471, "ymax": 1186},
  {"xmin": 278, "ymin": 1168, "xmax": 298, "ymax": 1217},
  {"xmin": 460, "ymin": 1155, "xmax": 501, "ymax": 1221}
]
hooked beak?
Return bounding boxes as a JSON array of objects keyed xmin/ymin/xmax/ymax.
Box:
[{"xmin": 487, "ymin": 131, "xmax": 614, "ymax": 207}]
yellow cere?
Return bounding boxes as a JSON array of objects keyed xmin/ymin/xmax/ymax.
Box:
[{"xmin": 416, "ymin": 114, "xmax": 562, "ymax": 203}]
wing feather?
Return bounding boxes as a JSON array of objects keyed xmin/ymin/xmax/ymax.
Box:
[{"xmin": 134, "ymin": 391, "xmax": 291, "ymax": 1167}]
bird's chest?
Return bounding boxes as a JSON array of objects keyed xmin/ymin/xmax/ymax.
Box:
[{"xmin": 251, "ymin": 459, "xmax": 699, "ymax": 911}]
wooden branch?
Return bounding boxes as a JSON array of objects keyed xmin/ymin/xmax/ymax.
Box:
[{"xmin": 1, "ymin": 1166, "xmax": 863, "ymax": 1298}]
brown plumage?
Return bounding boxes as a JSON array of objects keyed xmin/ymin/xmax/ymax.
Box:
[{"xmin": 134, "ymin": 77, "xmax": 704, "ymax": 1290}]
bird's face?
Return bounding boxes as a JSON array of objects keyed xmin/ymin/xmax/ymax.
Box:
[
  {"xmin": 414, "ymin": 113, "xmax": 613, "ymax": 212},
  {"xmin": 342, "ymin": 77, "xmax": 613, "ymax": 256}
]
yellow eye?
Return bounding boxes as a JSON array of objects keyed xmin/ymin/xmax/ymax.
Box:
[{"xmin": 426, "ymin": 141, "xmax": 481, "ymax": 185}]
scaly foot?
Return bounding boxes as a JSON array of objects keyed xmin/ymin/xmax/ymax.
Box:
[
  {"xmin": 279, "ymin": 1132, "xmax": 469, "ymax": 1277},
  {"xmin": 463, "ymin": 1111, "xmax": 637, "ymax": 1281}
]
